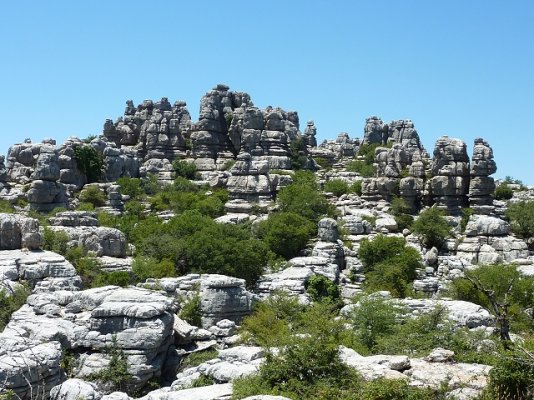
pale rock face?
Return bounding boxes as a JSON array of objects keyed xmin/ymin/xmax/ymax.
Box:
[
  {"xmin": 0, "ymin": 213, "xmax": 41, "ymax": 250},
  {"xmin": 464, "ymin": 215, "xmax": 510, "ymax": 236},
  {"xmin": 317, "ymin": 218, "xmax": 339, "ymax": 242},
  {"xmin": 47, "ymin": 226, "xmax": 127, "ymax": 257},
  {"xmin": 200, "ymin": 274, "xmax": 255, "ymax": 328},
  {"xmin": 1, "ymin": 286, "xmax": 177, "ymax": 395},
  {"xmin": 50, "ymin": 379, "xmax": 103, "ymax": 400},
  {"xmin": 0, "ymin": 340, "xmax": 64, "ymax": 399}
]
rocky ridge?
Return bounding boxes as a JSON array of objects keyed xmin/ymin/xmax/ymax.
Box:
[{"xmin": 0, "ymin": 84, "xmax": 533, "ymax": 399}]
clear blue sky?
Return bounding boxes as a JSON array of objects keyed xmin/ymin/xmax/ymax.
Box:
[{"xmin": 1, "ymin": 1, "xmax": 533, "ymax": 183}]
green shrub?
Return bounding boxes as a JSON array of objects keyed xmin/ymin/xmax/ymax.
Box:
[
  {"xmin": 450, "ymin": 263, "xmax": 534, "ymax": 335},
  {"xmin": 358, "ymin": 235, "xmax": 421, "ymax": 297},
  {"xmin": 506, "ymin": 201, "xmax": 534, "ymax": 246},
  {"xmin": 411, "ymin": 207, "xmax": 451, "ymax": 248},
  {"xmin": 290, "ymin": 137, "xmax": 308, "ymax": 170},
  {"xmin": 92, "ymin": 271, "xmax": 132, "ymax": 288},
  {"xmin": 116, "ymin": 177, "xmax": 144, "ymax": 199},
  {"xmin": 494, "ymin": 183, "xmax": 514, "ymax": 200},
  {"xmin": 0, "ymin": 199, "xmax": 15, "ymax": 213},
  {"xmin": 485, "ymin": 348, "xmax": 534, "ymax": 400},
  {"xmin": 79, "ymin": 185, "xmax": 107, "ymax": 208},
  {"xmin": 132, "ymin": 257, "xmax": 176, "ymax": 282},
  {"xmin": 222, "ymin": 159, "xmax": 236, "ymax": 171},
  {"xmin": 246, "ymin": 303, "xmax": 358, "ymax": 399},
  {"xmin": 179, "ymin": 293, "xmax": 201, "ymax": 327},
  {"xmin": 0, "ymin": 285, "xmax": 30, "ymax": 331},
  {"xmin": 73, "ymin": 145, "xmax": 104, "ymax": 183},
  {"xmin": 190, "ymin": 374, "xmax": 216, "ymax": 388},
  {"xmin": 278, "ymin": 172, "xmax": 335, "ymax": 222},
  {"xmin": 42, "ymin": 227, "xmax": 70, "ymax": 254},
  {"xmin": 313, "ymin": 157, "xmax": 331, "ymax": 170},
  {"xmin": 351, "ymin": 180, "xmax": 362, "ymax": 196},
  {"xmin": 131, "ymin": 211, "xmax": 269, "ymax": 287},
  {"xmin": 306, "ymin": 275, "xmax": 341, "ymax": 305},
  {"xmin": 240, "ymin": 292, "xmax": 305, "ymax": 347},
  {"xmin": 346, "ymin": 160, "xmax": 375, "ymax": 177},
  {"xmin": 173, "ymin": 160, "xmax": 198, "ymax": 180},
  {"xmin": 142, "ymin": 173, "xmax": 161, "ymax": 195},
  {"xmin": 257, "ymin": 212, "xmax": 315, "ymax": 259},
  {"xmin": 390, "ymin": 197, "xmax": 411, "ymax": 216},
  {"xmin": 324, "ymin": 179, "xmax": 350, "ymax": 197},
  {"xmin": 349, "ymin": 295, "xmax": 403, "ymax": 351}
]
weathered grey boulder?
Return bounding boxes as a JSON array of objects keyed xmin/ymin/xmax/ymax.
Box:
[
  {"xmin": 318, "ymin": 218, "xmax": 339, "ymax": 242},
  {"xmin": 0, "ymin": 214, "xmax": 41, "ymax": 250},
  {"xmin": 47, "ymin": 226, "xmax": 127, "ymax": 257},
  {"xmin": 200, "ymin": 275, "xmax": 255, "ymax": 328},
  {"xmin": 464, "ymin": 215, "xmax": 510, "ymax": 236},
  {"xmin": 50, "ymin": 379, "xmax": 103, "ymax": 400},
  {"xmin": 0, "ymin": 339, "xmax": 64, "ymax": 399},
  {"xmin": 3, "ymin": 286, "xmax": 177, "ymax": 392}
]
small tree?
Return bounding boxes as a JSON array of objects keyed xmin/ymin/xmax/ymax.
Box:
[
  {"xmin": 411, "ymin": 207, "xmax": 451, "ymax": 248},
  {"xmin": 451, "ymin": 264, "xmax": 534, "ymax": 346}
]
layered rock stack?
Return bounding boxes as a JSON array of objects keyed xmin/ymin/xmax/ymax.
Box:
[
  {"xmin": 468, "ymin": 138, "xmax": 497, "ymax": 214},
  {"xmin": 303, "ymin": 120, "xmax": 318, "ymax": 147},
  {"xmin": 363, "ymin": 116, "xmax": 387, "ymax": 145},
  {"xmin": 191, "ymin": 84, "xmax": 250, "ymax": 163},
  {"xmin": 26, "ymin": 142, "xmax": 68, "ymax": 212},
  {"xmin": 429, "ymin": 137, "xmax": 470, "ymax": 214},
  {"xmin": 104, "ymin": 97, "xmax": 192, "ymax": 161},
  {"xmin": 226, "ymin": 152, "xmax": 277, "ymax": 202},
  {"xmin": 199, "ymin": 275, "xmax": 255, "ymax": 328}
]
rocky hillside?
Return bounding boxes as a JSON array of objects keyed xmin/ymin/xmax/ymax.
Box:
[{"xmin": 0, "ymin": 84, "xmax": 533, "ymax": 400}]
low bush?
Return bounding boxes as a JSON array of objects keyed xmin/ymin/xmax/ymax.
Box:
[
  {"xmin": 42, "ymin": 227, "xmax": 70, "ymax": 254},
  {"xmin": 0, "ymin": 199, "xmax": 15, "ymax": 213},
  {"xmin": 278, "ymin": 172, "xmax": 335, "ymax": 222},
  {"xmin": 172, "ymin": 160, "xmax": 198, "ymax": 180},
  {"xmin": 179, "ymin": 292, "xmax": 201, "ymax": 327},
  {"xmin": 132, "ymin": 257, "xmax": 176, "ymax": 282},
  {"xmin": 506, "ymin": 201, "xmax": 534, "ymax": 246},
  {"xmin": 116, "ymin": 176, "xmax": 144, "ymax": 199},
  {"xmin": 179, "ymin": 349, "xmax": 219, "ymax": 371},
  {"xmin": 346, "ymin": 160, "xmax": 375, "ymax": 177},
  {"xmin": 358, "ymin": 235, "xmax": 421, "ymax": 297},
  {"xmin": 73, "ymin": 145, "xmax": 104, "ymax": 183},
  {"xmin": 257, "ymin": 212, "xmax": 315, "ymax": 259},
  {"xmin": 351, "ymin": 180, "xmax": 362, "ymax": 196},
  {"xmin": 411, "ymin": 207, "xmax": 451, "ymax": 248},
  {"xmin": 324, "ymin": 179, "xmax": 350, "ymax": 197},
  {"xmin": 79, "ymin": 186, "xmax": 107, "ymax": 208},
  {"xmin": 494, "ymin": 183, "xmax": 514, "ymax": 200},
  {"xmin": 484, "ymin": 346, "xmax": 534, "ymax": 400},
  {"xmin": 89, "ymin": 336, "xmax": 131, "ymax": 392},
  {"xmin": 305, "ymin": 274, "xmax": 341, "ymax": 305},
  {"xmin": 0, "ymin": 285, "xmax": 30, "ymax": 331}
]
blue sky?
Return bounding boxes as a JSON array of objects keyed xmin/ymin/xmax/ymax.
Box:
[{"xmin": 1, "ymin": 1, "xmax": 533, "ymax": 183}]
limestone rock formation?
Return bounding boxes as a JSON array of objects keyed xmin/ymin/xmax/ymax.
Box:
[
  {"xmin": 0, "ymin": 213, "xmax": 41, "ymax": 250},
  {"xmin": 47, "ymin": 211, "xmax": 128, "ymax": 257},
  {"xmin": 104, "ymin": 97, "xmax": 192, "ymax": 161},
  {"xmin": 2, "ymin": 286, "xmax": 177, "ymax": 394},
  {"xmin": 430, "ymin": 136, "xmax": 470, "ymax": 214},
  {"xmin": 200, "ymin": 274, "xmax": 255, "ymax": 328},
  {"xmin": 469, "ymin": 138, "xmax": 497, "ymax": 214}
]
